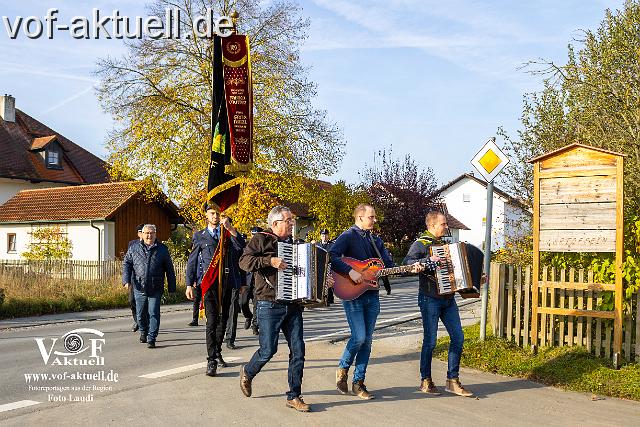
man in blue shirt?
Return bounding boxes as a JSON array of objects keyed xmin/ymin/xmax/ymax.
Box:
[{"xmin": 329, "ymin": 203, "xmax": 423, "ymax": 399}]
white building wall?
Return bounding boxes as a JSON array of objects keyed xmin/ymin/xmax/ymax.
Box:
[
  {"xmin": 0, "ymin": 178, "xmax": 68, "ymax": 205},
  {"xmin": 0, "ymin": 221, "xmax": 116, "ymax": 261},
  {"xmin": 441, "ymin": 177, "xmax": 529, "ymax": 252}
]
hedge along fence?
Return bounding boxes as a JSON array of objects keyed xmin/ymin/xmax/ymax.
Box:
[{"xmin": 489, "ymin": 262, "xmax": 640, "ymax": 362}]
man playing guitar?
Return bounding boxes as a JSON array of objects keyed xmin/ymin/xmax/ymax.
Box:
[{"xmin": 329, "ymin": 204, "xmax": 424, "ymax": 399}]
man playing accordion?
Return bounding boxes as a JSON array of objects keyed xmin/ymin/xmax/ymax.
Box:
[{"xmin": 404, "ymin": 211, "xmax": 474, "ymax": 397}]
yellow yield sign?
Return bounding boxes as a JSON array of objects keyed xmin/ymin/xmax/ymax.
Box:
[{"xmin": 471, "ymin": 138, "xmax": 509, "ymax": 182}]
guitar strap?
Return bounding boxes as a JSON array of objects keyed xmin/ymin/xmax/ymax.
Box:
[{"xmin": 367, "ymin": 232, "xmax": 391, "ymax": 295}]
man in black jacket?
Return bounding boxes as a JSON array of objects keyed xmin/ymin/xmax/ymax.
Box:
[
  {"xmin": 125, "ymin": 224, "xmax": 147, "ymax": 332},
  {"xmin": 123, "ymin": 224, "xmax": 176, "ymax": 349},
  {"xmin": 238, "ymin": 206, "xmax": 310, "ymax": 412},
  {"xmin": 317, "ymin": 229, "xmax": 334, "ymax": 304},
  {"xmin": 404, "ymin": 211, "xmax": 473, "ymax": 397},
  {"xmin": 185, "ymin": 205, "xmax": 245, "ymax": 377}
]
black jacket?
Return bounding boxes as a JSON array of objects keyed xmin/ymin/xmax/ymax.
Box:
[
  {"xmin": 239, "ymin": 231, "xmax": 291, "ymax": 301},
  {"xmin": 122, "ymin": 240, "xmax": 176, "ymax": 296},
  {"xmin": 185, "ymin": 227, "xmax": 245, "ymax": 290}
]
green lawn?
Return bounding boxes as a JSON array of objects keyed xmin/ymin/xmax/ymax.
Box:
[{"xmin": 433, "ymin": 323, "xmax": 640, "ymax": 401}]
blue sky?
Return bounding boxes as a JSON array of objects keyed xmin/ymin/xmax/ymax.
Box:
[{"xmin": 0, "ymin": 0, "xmax": 625, "ymax": 188}]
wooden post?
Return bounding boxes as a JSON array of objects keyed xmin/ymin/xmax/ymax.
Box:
[
  {"xmin": 531, "ymin": 161, "xmax": 540, "ymax": 352},
  {"xmin": 613, "ymin": 156, "xmax": 624, "ymax": 367}
]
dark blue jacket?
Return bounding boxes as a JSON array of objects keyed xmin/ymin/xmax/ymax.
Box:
[
  {"xmin": 185, "ymin": 227, "xmax": 245, "ymax": 290},
  {"xmin": 329, "ymin": 225, "xmax": 394, "ymax": 275},
  {"xmin": 122, "ymin": 240, "xmax": 176, "ymax": 296}
]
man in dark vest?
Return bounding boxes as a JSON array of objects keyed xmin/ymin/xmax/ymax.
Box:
[
  {"xmin": 404, "ymin": 211, "xmax": 474, "ymax": 397},
  {"xmin": 186, "ymin": 204, "xmax": 245, "ymax": 377}
]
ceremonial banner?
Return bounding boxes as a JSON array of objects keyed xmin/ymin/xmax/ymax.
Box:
[
  {"xmin": 206, "ymin": 35, "xmax": 242, "ymax": 212},
  {"xmin": 222, "ymin": 34, "xmax": 253, "ymax": 174}
]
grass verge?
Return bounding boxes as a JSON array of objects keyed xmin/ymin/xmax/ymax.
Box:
[{"xmin": 433, "ymin": 323, "xmax": 640, "ymax": 401}]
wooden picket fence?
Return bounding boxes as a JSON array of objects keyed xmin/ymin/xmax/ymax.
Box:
[
  {"xmin": 0, "ymin": 259, "xmax": 188, "ymax": 284},
  {"xmin": 489, "ymin": 262, "xmax": 640, "ymax": 362}
]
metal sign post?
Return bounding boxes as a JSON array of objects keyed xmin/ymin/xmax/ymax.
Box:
[{"xmin": 470, "ymin": 137, "xmax": 509, "ymax": 341}]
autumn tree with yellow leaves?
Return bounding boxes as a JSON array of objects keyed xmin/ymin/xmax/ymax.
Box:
[{"xmin": 96, "ymin": 0, "xmax": 345, "ymax": 226}]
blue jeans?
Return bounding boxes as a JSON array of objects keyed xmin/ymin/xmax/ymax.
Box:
[
  {"xmin": 134, "ymin": 289, "xmax": 162, "ymax": 342},
  {"xmin": 244, "ymin": 301, "xmax": 305, "ymax": 400},
  {"xmin": 418, "ymin": 292, "xmax": 464, "ymax": 380},
  {"xmin": 339, "ymin": 290, "xmax": 380, "ymax": 383}
]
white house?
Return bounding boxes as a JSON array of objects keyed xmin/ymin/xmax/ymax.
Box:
[
  {"xmin": 435, "ymin": 173, "xmax": 531, "ymax": 251},
  {"xmin": 0, "ymin": 182, "xmax": 181, "ymax": 260},
  {"xmin": 0, "ymin": 94, "xmax": 110, "ymax": 205}
]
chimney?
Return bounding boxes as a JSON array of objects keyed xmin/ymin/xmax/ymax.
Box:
[{"xmin": 1, "ymin": 94, "xmax": 16, "ymax": 122}]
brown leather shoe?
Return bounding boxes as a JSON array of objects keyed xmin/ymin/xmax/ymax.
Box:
[
  {"xmin": 286, "ymin": 396, "xmax": 311, "ymax": 412},
  {"xmin": 352, "ymin": 380, "xmax": 375, "ymax": 400},
  {"xmin": 419, "ymin": 378, "xmax": 441, "ymax": 395},
  {"xmin": 336, "ymin": 368, "xmax": 349, "ymax": 395},
  {"xmin": 239, "ymin": 365, "xmax": 252, "ymax": 397},
  {"xmin": 445, "ymin": 378, "xmax": 473, "ymax": 397}
]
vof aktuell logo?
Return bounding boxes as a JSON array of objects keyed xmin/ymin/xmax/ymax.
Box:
[{"xmin": 35, "ymin": 328, "xmax": 106, "ymax": 366}]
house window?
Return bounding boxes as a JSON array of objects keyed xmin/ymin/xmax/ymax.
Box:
[
  {"xmin": 7, "ymin": 233, "xmax": 16, "ymax": 253},
  {"xmin": 463, "ymin": 193, "xmax": 471, "ymax": 202},
  {"xmin": 46, "ymin": 148, "xmax": 61, "ymax": 169}
]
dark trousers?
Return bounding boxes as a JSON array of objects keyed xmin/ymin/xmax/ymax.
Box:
[
  {"xmin": 225, "ymin": 288, "xmax": 253, "ymax": 344},
  {"xmin": 244, "ymin": 301, "xmax": 305, "ymax": 400},
  {"xmin": 203, "ymin": 287, "xmax": 232, "ymax": 361},
  {"xmin": 191, "ymin": 286, "xmax": 203, "ymax": 322},
  {"xmin": 128, "ymin": 284, "xmax": 137, "ymax": 322}
]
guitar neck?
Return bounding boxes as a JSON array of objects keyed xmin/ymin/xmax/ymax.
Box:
[{"xmin": 377, "ymin": 264, "xmax": 417, "ymax": 278}]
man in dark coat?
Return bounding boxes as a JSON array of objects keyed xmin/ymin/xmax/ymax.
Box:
[
  {"xmin": 125, "ymin": 223, "xmax": 146, "ymax": 332},
  {"xmin": 317, "ymin": 228, "xmax": 334, "ymax": 304},
  {"xmin": 123, "ymin": 224, "xmax": 176, "ymax": 349},
  {"xmin": 185, "ymin": 205, "xmax": 245, "ymax": 377}
]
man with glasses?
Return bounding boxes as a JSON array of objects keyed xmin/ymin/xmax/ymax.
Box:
[
  {"xmin": 123, "ymin": 224, "xmax": 176, "ymax": 349},
  {"xmin": 329, "ymin": 204, "xmax": 423, "ymax": 399},
  {"xmin": 238, "ymin": 206, "xmax": 310, "ymax": 412}
]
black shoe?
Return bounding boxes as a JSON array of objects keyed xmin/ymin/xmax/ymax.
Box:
[
  {"xmin": 226, "ymin": 341, "xmax": 237, "ymax": 350},
  {"xmin": 132, "ymin": 323, "xmax": 139, "ymax": 332},
  {"xmin": 206, "ymin": 360, "xmax": 217, "ymax": 377},
  {"xmin": 139, "ymin": 333, "xmax": 147, "ymax": 343},
  {"xmin": 244, "ymin": 318, "xmax": 252, "ymax": 330},
  {"xmin": 188, "ymin": 320, "xmax": 198, "ymax": 327},
  {"xmin": 147, "ymin": 341, "xmax": 155, "ymax": 349},
  {"xmin": 216, "ymin": 355, "xmax": 228, "ymax": 368}
]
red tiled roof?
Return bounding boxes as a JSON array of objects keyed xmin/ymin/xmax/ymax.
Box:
[
  {"xmin": 0, "ymin": 182, "xmax": 170, "ymax": 222},
  {"xmin": 0, "ymin": 109, "xmax": 110, "ymax": 184}
]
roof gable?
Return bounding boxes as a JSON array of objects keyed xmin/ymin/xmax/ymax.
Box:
[
  {"xmin": 0, "ymin": 109, "xmax": 109, "ymax": 184},
  {"xmin": 436, "ymin": 173, "xmax": 530, "ymax": 212},
  {"xmin": 528, "ymin": 143, "xmax": 625, "ymax": 164},
  {"xmin": 0, "ymin": 182, "xmax": 180, "ymax": 223}
]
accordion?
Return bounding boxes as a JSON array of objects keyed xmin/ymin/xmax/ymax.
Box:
[
  {"xmin": 276, "ymin": 242, "xmax": 329, "ymax": 306},
  {"xmin": 429, "ymin": 242, "xmax": 483, "ymax": 296}
]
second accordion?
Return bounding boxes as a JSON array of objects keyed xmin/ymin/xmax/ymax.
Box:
[
  {"xmin": 429, "ymin": 242, "xmax": 483, "ymax": 295},
  {"xmin": 276, "ymin": 242, "xmax": 329, "ymax": 305}
]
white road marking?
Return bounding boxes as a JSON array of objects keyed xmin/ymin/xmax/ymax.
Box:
[
  {"xmin": 139, "ymin": 357, "xmax": 243, "ymax": 379},
  {"xmin": 0, "ymin": 400, "xmax": 40, "ymax": 413}
]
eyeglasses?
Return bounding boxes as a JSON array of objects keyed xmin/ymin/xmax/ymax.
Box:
[{"xmin": 275, "ymin": 218, "xmax": 295, "ymax": 224}]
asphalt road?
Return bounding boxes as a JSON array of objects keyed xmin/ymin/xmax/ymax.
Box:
[
  {"xmin": 0, "ymin": 278, "xmax": 429, "ymax": 415},
  {"xmin": 1, "ymin": 279, "xmax": 638, "ymax": 426}
]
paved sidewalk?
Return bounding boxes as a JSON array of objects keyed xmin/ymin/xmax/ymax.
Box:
[{"xmin": 3, "ymin": 299, "xmax": 638, "ymax": 426}]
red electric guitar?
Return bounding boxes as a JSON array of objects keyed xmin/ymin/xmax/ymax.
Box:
[{"xmin": 331, "ymin": 257, "xmax": 422, "ymax": 301}]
